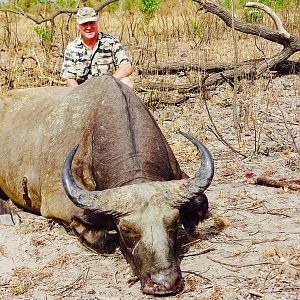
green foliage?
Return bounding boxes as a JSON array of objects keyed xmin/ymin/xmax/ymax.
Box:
[
  {"xmin": 102, "ymin": 0, "xmax": 139, "ymax": 12},
  {"xmin": 139, "ymin": 0, "xmax": 161, "ymax": 17},
  {"xmin": 190, "ymin": 20, "xmax": 205, "ymax": 36},
  {"xmin": 102, "ymin": 1, "xmax": 119, "ymax": 12},
  {"xmin": 244, "ymin": 9, "xmax": 263, "ymax": 23},
  {"xmin": 218, "ymin": 0, "xmax": 246, "ymax": 9},
  {"xmin": 34, "ymin": 25, "xmax": 52, "ymax": 47},
  {"xmin": 12, "ymin": 0, "xmax": 78, "ymax": 10},
  {"xmin": 55, "ymin": 0, "xmax": 78, "ymax": 8},
  {"xmin": 260, "ymin": 0, "xmax": 288, "ymax": 9},
  {"xmin": 218, "ymin": 0, "xmax": 289, "ymax": 9},
  {"xmin": 16, "ymin": 0, "xmax": 39, "ymax": 10}
]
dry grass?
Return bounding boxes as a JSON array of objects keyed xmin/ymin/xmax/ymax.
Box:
[
  {"xmin": 16, "ymin": 217, "xmax": 51, "ymax": 234},
  {"xmin": 6, "ymin": 266, "xmax": 53, "ymax": 296},
  {"xmin": 213, "ymin": 216, "xmax": 231, "ymax": 229},
  {"xmin": 264, "ymin": 247, "xmax": 300, "ymax": 279}
]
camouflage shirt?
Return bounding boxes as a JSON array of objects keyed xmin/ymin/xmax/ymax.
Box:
[{"xmin": 61, "ymin": 32, "xmax": 131, "ymax": 82}]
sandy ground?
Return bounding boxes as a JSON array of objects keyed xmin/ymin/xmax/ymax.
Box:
[{"xmin": 0, "ymin": 75, "xmax": 299, "ymax": 299}]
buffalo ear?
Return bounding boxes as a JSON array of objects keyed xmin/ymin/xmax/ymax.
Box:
[
  {"xmin": 73, "ymin": 209, "xmax": 119, "ymax": 231},
  {"xmin": 179, "ymin": 194, "xmax": 209, "ymax": 234}
]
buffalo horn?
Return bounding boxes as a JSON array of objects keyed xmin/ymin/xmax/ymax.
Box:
[
  {"xmin": 179, "ymin": 131, "xmax": 214, "ymax": 199},
  {"xmin": 61, "ymin": 144, "xmax": 101, "ymax": 209}
]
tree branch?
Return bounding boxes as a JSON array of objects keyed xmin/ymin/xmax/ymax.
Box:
[
  {"xmin": 245, "ymin": 2, "xmax": 290, "ymax": 39},
  {"xmin": 187, "ymin": 1, "xmax": 300, "ymax": 86},
  {"xmin": 0, "ymin": 0, "xmax": 119, "ymax": 24},
  {"xmin": 255, "ymin": 177, "xmax": 300, "ymax": 191},
  {"xmin": 193, "ymin": 0, "xmax": 296, "ymax": 46}
]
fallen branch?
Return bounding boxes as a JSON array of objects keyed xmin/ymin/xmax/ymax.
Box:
[
  {"xmin": 137, "ymin": 60, "xmax": 300, "ymax": 76},
  {"xmin": 255, "ymin": 177, "xmax": 300, "ymax": 191},
  {"xmin": 137, "ymin": 61, "xmax": 230, "ymax": 75},
  {"xmin": 245, "ymin": 2, "xmax": 290, "ymax": 39},
  {"xmin": 189, "ymin": 0, "xmax": 300, "ymax": 87}
]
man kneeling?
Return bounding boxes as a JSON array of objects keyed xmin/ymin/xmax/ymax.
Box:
[{"xmin": 61, "ymin": 7, "xmax": 133, "ymax": 88}]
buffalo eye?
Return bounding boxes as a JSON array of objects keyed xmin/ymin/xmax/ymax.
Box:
[{"xmin": 120, "ymin": 228, "xmax": 141, "ymax": 250}]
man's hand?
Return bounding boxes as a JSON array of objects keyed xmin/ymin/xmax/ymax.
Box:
[{"xmin": 66, "ymin": 79, "xmax": 79, "ymax": 87}]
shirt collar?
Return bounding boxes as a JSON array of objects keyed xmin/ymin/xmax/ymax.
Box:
[{"xmin": 75, "ymin": 32, "xmax": 102, "ymax": 47}]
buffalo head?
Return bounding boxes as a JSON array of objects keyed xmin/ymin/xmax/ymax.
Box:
[{"xmin": 61, "ymin": 131, "xmax": 214, "ymax": 295}]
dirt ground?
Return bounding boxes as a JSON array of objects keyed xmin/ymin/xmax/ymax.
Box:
[{"xmin": 0, "ymin": 74, "xmax": 299, "ymax": 299}]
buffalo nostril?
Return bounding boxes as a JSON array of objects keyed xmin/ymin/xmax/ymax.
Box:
[{"xmin": 150, "ymin": 269, "xmax": 179, "ymax": 290}]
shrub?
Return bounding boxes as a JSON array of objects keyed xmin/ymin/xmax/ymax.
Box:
[
  {"xmin": 34, "ymin": 25, "xmax": 52, "ymax": 47},
  {"xmin": 139, "ymin": 0, "xmax": 161, "ymax": 17}
]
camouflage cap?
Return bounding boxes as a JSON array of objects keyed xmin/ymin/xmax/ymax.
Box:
[{"xmin": 76, "ymin": 7, "xmax": 97, "ymax": 24}]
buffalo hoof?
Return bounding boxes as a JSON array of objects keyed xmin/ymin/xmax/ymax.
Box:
[{"xmin": 0, "ymin": 199, "xmax": 21, "ymax": 225}]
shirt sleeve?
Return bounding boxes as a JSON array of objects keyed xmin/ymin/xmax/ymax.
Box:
[
  {"xmin": 61, "ymin": 46, "xmax": 77, "ymax": 80},
  {"xmin": 111, "ymin": 38, "xmax": 131, "ymax": 68}
]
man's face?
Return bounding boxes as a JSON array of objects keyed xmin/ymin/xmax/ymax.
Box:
[{"xmin": 78, "ymin": 21, "xmax": 98, "ymax": 40}]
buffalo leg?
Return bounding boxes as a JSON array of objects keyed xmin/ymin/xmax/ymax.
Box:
[
  {"xmin": 71, "ymin": 215, "xmax": 118, "ymax": 253},
  {"xmin": 0, "ymin": 198, "xmax": 21, "ymax": 226}
]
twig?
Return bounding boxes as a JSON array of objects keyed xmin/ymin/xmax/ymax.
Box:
[
  {"xmin": 255, "ymin": 177, "xmax": 300, "ymax": 191},
  {"xmin": 201, "ymin": 82, "xmax": 247, "ymax": 158},
  {"xmin": 0, "ymin": 0, "xmax": 119, "ymax": 24},
  {"xmin": 180, "ymin": 246, "xmax": 216, "ymax": 258},
  {"xmin": 113, "ymin": 271, "xmax": 119, "ymax": 285},
  {"xmin": 251, "ymin": 237, "xmax": 287, "ymax": 244},
  {"xmin": 207, "ymin": 256, "xmax": 281, "ymax": 268},
  {"xmin": 182, "ymin": 269, "xmax": 211, "ymax": 281},
  {"xmin": 251, "ymin": 209, "xmax": 293, "ymax": 218},
  {"xmin": 182, "ymin": 238, "xmax": 212, "ymax": 248},
  {"xmin": 274, "ymin": 96, "xmax": 300, "ymax": 156},
  {"xmin": 249, "ymin": 290, "xmax": 264, "ymax": 298}
]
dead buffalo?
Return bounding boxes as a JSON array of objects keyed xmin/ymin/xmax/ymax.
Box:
[{"xmin": 0, "ymin": 75, "xmax": 214, "ymax": 295}]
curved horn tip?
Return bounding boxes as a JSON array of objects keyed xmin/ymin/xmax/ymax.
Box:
[
  {"xmin": 69, "ymin": 144, "xmax": 80, "ymax": 158},
  {"xmin": 178, "ymin": 131, "xmax": 214, "ymax": 198},
  {"xmin": 178, "ymin": 131, "xmax": 213, "ymax": 159},
  {"xmin": 178, "ymin": 130, "xmax": 197, "ymax": 143}
]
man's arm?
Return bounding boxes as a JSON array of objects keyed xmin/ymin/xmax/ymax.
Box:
[
  {"xmin": 112, "ymin": 63, "xmax": 133, "ymax": 81},
  {"xmin": 61, "ymin": 45, "xmax": 80, "ymax": 87}
]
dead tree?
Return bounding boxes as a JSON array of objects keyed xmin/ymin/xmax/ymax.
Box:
[
  {"xmin": 137, "ymin": 1, "xmax": 300, "ymax": 92},
  {"xmin": 194, "ymin": 1, "xmax": 300, "ymax": 85}
]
